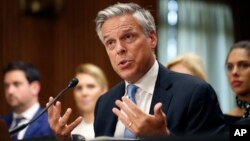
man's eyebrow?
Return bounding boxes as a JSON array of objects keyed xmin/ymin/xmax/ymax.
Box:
[
  {"xmin": 103, "ymin": 28, "xmax": 134, "ymax": 41},
  {"xmin": 123, "ymin": 28, "xmax": 133, "ymax": 34},
  {"xmin": 103, "ymin": 35, "xmax": 108, "ymax": 41}
]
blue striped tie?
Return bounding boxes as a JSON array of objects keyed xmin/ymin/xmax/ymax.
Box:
[{"xmin": 124, "ymin": 84, "xmax": 138, "ymax": 138}]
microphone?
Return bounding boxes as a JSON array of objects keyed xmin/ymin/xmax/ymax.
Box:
[{"xmin": 9, "ymin": 78, "xmax": 79, "ymax": 136}]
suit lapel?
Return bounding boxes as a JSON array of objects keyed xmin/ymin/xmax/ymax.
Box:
[
  {"xmin": 149, "ymin": 64, "xmax": 174, "ymax": 115},
  {"xmin": 24, "ymin": 107, "xmax": 42, "ymax": 138},
  {"xmin": 104, "ymin": 82, "xmax": 125, "ymax": 136}
]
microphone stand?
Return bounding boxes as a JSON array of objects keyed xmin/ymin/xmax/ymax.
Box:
[{"xmin": 9, "ymin": 78, "xmax": 78, "ymax": 136}]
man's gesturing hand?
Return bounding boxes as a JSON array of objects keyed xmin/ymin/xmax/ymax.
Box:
[{"xmin": 112, "ymin": 96, "xmax": 170, "ymax": 138}]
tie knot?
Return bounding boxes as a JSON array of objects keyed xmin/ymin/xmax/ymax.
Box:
[
  {"xmin": 14, "ymin": 116, "xmax": 25, "ymax": 127},
  {"xmin": 127, "ymin": 85, "xmax": 138, "ymax": 104}
]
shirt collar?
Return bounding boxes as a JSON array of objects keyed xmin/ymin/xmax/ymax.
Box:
[
  {"xmin": 125, "ymin": 60, "xmax": 159, "ymax": 94},
  {"xmin": 13, "ymin": 102, "xmax": 40, "ymax": 120}
]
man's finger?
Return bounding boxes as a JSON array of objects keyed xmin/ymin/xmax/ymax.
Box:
[
  {"xmin": 112, "ymin": 107, "xmax": 131, "ymax": 128},
  {"xmin": 47, "ymin": 97, "xmax": 54, "ymax": 117},
  {"xmin": 154, "ymin": 103, "xmax": 165, "ymax": 119},
  {"xmin": 59, "ymin": 108, "xmax": 72, "ymax": 127},
  {"xmin": 122, "ymin": 96, "xmax": 145, "ymax": 116},
  {"xmin": 115, "ymin": 99, "xmax": 137, "ymax": 119},
  {"xmin": 64, "ymin": 116, "xmax": 83, "ymax": 135},
  {"xmin": 54, "ymin": 101, "xmax": 62, "ymax": 120}
]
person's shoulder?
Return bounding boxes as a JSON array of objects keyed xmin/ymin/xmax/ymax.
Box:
[
  {"xmin": 98, "ymin": 81, "xmax": 125, "ymax": 101},
  {"xmin": 30, "ymin": 107, "xmax": 53, "ymax": 134},
  {"xmin": 236, "ymin": 118, "xmax": 250, "ymax": 125},
  {"xmin": 0, "ymin": 113, "xmax": 12, "ymax": 119},
  {"xmin": 159, "ymin": 63, "xmax": 206, "ymax": 85},
  {"xmin": 0, "ymin": 113, "xmax": 12, "ymax": 122},
  {"xmin": 223, "ymin": 114, "xmax": 242, "ymax": 124},
  {"xmin": 157, "ymin": 64, "xmax": 211, "ymax": 95},
  {"xmin": 105, "ymin": 81, "xmax": 125, "ymax": 95},
  {"xmin": 161, "ymin": 68, "xmax": 217, "ymax": 103},
  {"xmin": 0, "ymin": 113, "xmax": 13, "ymax": 128},
  {"xmin": 165, "ymin": 68, "xmax": 208, "ymax": 87},
  {"xmin": 34, "ymin": 107, "xmax": 50, "ymax": 122}
]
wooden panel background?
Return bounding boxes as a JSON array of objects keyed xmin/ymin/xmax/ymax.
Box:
[
  {"xmin": 1, "ymin": 0, "xmax": 249, "ymax": 122},
  {"xmin": 0, "ymin": 0, "xmax": 157, "ymax": 121}
]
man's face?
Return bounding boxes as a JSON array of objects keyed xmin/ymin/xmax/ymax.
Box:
[
  {"xmin": 101, "ymin": 14, "xmax": 157, "ymax": 83},
  {"xmin": 4, "ymin": 70, "xmax": 38, "ymax": 112}
]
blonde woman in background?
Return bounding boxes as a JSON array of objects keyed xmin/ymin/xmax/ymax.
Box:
[
  {"xmin": 71, "ymin": 63, "xmax": 108, "ymax": 139},
  {"xmin": 166, "ymin": 53, "xmax": 207, "ymax": 81}
]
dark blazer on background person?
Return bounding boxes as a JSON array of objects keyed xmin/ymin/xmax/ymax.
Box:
[
  {"xmin": 94, "ymin": 63, "xmax": 226, "ymax": 137},
  {"xmin": 1, "ymin": 107, "xmax": 53, "ymax": 139}
]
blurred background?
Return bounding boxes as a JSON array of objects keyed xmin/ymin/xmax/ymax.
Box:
[{"xmin": 0, "ymin": 0, "xmax": 250, "ymax": 120}]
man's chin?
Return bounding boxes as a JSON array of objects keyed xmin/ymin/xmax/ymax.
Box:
[
  {"xmin": 121, "ymin": 75, "xmax": 137, "ymax": 83},
  {"xmin": 10, "ymin": 103, "xmax": 20, "ymax": 108},
  {"xmin": 116, "ymin": 69, "xmax": 139, "ymax": 82}
]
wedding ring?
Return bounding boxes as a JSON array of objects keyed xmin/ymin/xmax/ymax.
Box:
[{"xmin": 128, "ymin": 122, "xmax": 133, "ymax": 127}]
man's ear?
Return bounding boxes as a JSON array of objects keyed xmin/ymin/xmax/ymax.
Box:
[
  {"xmin": 149, "ymin": 31, "xmax": 157, "ymax": 49},
  {"xmin": 30, "ymin": 81, "xmax": 41, "ymax": 96}
]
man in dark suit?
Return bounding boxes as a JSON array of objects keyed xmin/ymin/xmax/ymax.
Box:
[
  {"xmin": 1, "ymin": 61, "xmax": 53, "ymax": 140},
  {"xmin": 94, "ymin": 64, "xmax": 226, "ymax": 137},
  {"xmin": 47, "ymin": 2, "xmax": 226, "ymax": 140}
]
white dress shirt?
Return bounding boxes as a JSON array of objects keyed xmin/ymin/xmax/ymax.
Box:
[
  {"xmin": 71, "ymin": 119, "xmax": 95, "ymax": 140},
  {"xmin": 10, "ymin": 102, "xmax": 40, "ymax": 140},
  {"xmin": 114, "ymin": 60, "xmax": 159, "ymax": 137}
]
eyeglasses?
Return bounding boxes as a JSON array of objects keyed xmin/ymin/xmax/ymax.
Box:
[{"xmin": 226, "ymin": 61, "xmax": 250, "ymax": 73}]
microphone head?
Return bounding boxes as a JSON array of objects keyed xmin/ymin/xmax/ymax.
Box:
[{"xmin": 68, "ymin": 78, "xmax": 79, "ymax": 88}]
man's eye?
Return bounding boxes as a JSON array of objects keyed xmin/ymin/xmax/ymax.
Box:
[
  {"xmin": 107, "ymin": 40, "xmax": 113, "ymax": 45},
  {"xmin": 105, "ymin": 40, "xmax": 115, "ymax": 50},
  {"xmin": 13, "ymin": 82, "xmax": 21, "ymax": 87},
  {"xmin": 124, "ymin": 34, "xmax": 134, "ymax": 42},
  {"xmin": 126, "ymin": 34, "xmax": 132, "ymax": 39}
]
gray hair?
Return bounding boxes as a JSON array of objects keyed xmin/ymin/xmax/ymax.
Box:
[{"xmin": 95, "ymin": 3, "xmax": 156, "ymax": 42}]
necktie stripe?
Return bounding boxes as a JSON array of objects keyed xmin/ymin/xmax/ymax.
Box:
[
  {"xmin": 12, "ymin": 117, "xmax": 25, "ymax": 141},
  {"xmin": 124, "ymin": 84, "xmax": 138, "ymax": 139}
]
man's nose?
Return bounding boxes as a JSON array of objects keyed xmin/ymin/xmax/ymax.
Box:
[
  {"xmin": 6, "ymin": 85, "xmax": 15, "ymax": 95},
  {"xmin": 116, "ymin": 42, "xmax": 127, "ymax": 55}
]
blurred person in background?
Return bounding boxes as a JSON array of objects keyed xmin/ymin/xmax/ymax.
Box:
[
  {"xmin": 71, "ymin": 63, "xmax": 108, "ymax": 139},
  {"xmin": 224, "ymin": 41, "xmax": 250, "ymax": 124},
  {"xmin": 0, "ymin": 61, "xmax": 53, "ymax": 141},
  {"xmin": 166, "ymin": 53, "xmax": 207, "ymax": 81}
]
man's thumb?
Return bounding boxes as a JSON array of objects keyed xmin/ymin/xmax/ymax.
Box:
[{"xmin": 154, "ymin": 102, "xmax": 164, "ymax": 118}]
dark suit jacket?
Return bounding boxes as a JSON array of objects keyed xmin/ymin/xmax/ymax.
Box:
[
  {"xmin": 1, "ymin": 107, "xmax": 53, "ymax": 139},
  {"xmin": 94, "ymin": 63, "xmax": 226, "ymax": 137}
]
